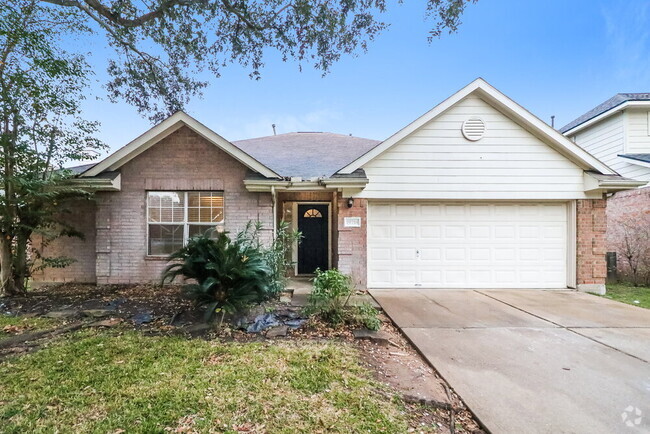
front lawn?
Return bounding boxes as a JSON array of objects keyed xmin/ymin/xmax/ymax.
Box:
[
  {"xmin": 0, "ymin": 315, "xmax": 59, "ymax": 339},
  {"xmin": 0, "ymin": 330, "xmax": 409, "ymax": 433},
  {"xmin": 604, "ymin": 283, "xmax": 650, "ymax": 309}
]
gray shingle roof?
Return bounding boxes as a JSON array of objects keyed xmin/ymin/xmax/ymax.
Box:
[
  {"xmin": 560, "ymin": 93, "xmax": 650, "ymax": 133},
  {"xmin": 619, "ymin": 153, "xmax": 650, "ymax": 164},
  {"xmin": 232, "ymin": 132, "xmax": 380, "ymax": 178},
  {"xmin": 66, "ymin": 163, "xmax": 97, "ymax": 174}
]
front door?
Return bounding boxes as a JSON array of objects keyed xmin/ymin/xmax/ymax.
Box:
[{"xmin": 297, "ymin": 204, "xmax": 329, "ymax": 274}]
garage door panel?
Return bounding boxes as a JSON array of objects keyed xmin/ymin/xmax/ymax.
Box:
[
  {"xmin": 420, "ymin": 225, "xmax": 442, "ymax": 238},
  {"xmin": 420, "ymin": 248, "xmax": 442, "ymax": 261},
  {"xmin": 395, "ymin": 225, "xmax": 417, "ymax": 239},
  {"xmin": 395, "ymin": 204, "xmax": 417, "ymax": 216},
  {"xmin": 368, "ymin": 202, "xmax": 568, "ymax": 289}
]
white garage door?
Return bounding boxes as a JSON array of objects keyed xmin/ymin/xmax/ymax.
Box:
[{"xmin": 367, "ymin": 202, "xmax": 568, "ymax": 289}]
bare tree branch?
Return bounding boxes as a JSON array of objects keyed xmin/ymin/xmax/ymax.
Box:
[{"xmin": 41, "ymin": 0, "xmax": 199, "ymax": 28}]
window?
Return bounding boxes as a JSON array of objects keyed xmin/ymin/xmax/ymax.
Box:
[
  {"xmin": 147, "ymin": 191, "xmax": 224, "ymax": 255},
  {"xmin": 303, "ymin": 208, "xmax": 323, "ymax": 218}
]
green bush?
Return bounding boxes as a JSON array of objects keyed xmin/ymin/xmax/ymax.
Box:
[
  {"xmin": 351, "ymin": 303, "xmax": 382, "ymax": 331},
  {"xmin": 307, "ymin": 269, "xmax": 381, "ymax": 330},
  {"xmin": 161, "ymin": 229, "xmax": 272, "ymax": 324},
  {"xmin": 235, "ymin": 221, "xmax": 302, "ymax": 296}
]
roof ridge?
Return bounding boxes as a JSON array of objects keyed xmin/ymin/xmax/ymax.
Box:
[{"xmin": 561, "ymin": 92, "xmax": 650, "ymax": 133}]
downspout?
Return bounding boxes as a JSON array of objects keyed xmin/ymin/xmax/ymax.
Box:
[{"xmin": 271, "ymin": 185, "xmax": 277, "ymax": 239}]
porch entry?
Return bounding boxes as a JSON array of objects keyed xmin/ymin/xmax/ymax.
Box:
[{"xmin": 297, "ymin": 203, "xmax": 329, "ymax": 274}]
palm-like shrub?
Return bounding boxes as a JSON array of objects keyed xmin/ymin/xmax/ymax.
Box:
[{"xmin": 162, "ymin": 230, "xmax": 272, "ymax": 323}]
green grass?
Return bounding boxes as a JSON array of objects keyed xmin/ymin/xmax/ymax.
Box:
[
  {"xmin": 0, "ymin": 330, "xmax": 408, "ymax": 433},
  {"xmin": 0, "ymin": 315, "xmax": 59, "ymax": 338},
  {"xmin": 604, "ymin": 283, "xmax": 650, "ymax": 309}
]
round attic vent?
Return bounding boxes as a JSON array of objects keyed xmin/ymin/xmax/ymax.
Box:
[{"xmin": 461, "ymin": 117, "xmax": 486, "ymax": 141}]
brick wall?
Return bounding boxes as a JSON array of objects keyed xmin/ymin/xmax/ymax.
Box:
[
  {"xmin": 95, "ymin": 126, "xmax": 274, "ymax": 284},
  {"xmin": 605, "ymin": 187, "xmax": 650, "ymax": 279},
  {"xmin": 576, "ymin": 198, "xmax": 607, "ymax": 294},
  {"xmin": 32, "ymin": 198, "xmax": 97, "ymax": 283},
  {"xmin": 336, "ymin": 193, "xmax": 367, "ymax": 289},
  {"xmin": 33, "ymin": 126, "xmax": 271, "ymax": 285}
]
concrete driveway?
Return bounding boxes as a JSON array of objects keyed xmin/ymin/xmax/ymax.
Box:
[{"xmin": 370, "ymin": 289, "xmax": 650, "ymax": 434}]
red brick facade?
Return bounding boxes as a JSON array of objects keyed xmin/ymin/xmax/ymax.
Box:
[
  {"xmin": 576, "ymin": 198, "xmax": 607, "ymax": 293},
  {"xmin": 35, "ymin": 126, "xmax": 274, "ymax": 284},
  {"xmin": 32, "ymin": 198, "xmax": 97, "ymax": 283},
  {"xmin": 336, "ymin": 194, "xmax": 367, "ymax": 289},
  {"xmin": 605, "ymin": 187, "xmax": 650, "ymax": 280}
]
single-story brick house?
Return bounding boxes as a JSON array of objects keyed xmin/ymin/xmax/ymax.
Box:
[{"xmin": 34, "ymin": 79, "xmax": 644, "ymax": 294}]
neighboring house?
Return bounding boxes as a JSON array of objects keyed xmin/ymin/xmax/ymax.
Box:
[
  {"xmin": 33, "ymin": 79, "xmax": 643, "ymax": 294},
  {"xmin": 560, "ymin": 94, "xmax": 650, "ymax": 277}
]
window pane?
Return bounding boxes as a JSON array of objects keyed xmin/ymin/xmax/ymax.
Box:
[
  {"xmin": 172, "ymin": 207, "xmax": 185, "ymax": 222},
  {"xmin": 188, "ymin": 225, "xmax": 223, "ymax": 239},
  {"xmin": 148, "ymin": 192, "xmax": 184, "ymax": 223},
  {"xmin": 148, "ymin": 224, "xmax": 184, "ymax": 255},
  {"xmin": 147, "ymin": 192, "xmax": 224, "ymax": 254},
  {"xmin": 188, "ymin": 207, "xmax": 200, "ymax": 221},
  {"xmin": 160, "ymin": 192, "xmax": 183, "ymax": 207},
  {"xmin": 210, "ymin": 209, "xmax": 224, "ymax": 222},
  {"xmin": 188, "ymin": 192, "xmax": 224, "ymax": 223},
  {"xmin": 149, "ymin": 208, "xmax": 161, "ymax": 223},
  {"xmin": 188, "ymin": 193, "xmax": 200, "ymax": 207},
  {"xmin": 147, "ymin": 194, "xmax": 160, "ymax": 208},
  {"xmin": 199, "ymin": 207, "xmax": 210, "ymax": 223}
]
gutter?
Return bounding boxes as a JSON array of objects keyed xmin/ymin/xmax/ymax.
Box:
[
  {"xmin": 583, "ymin": 172, "xmax": 647, "ymax": 193},
  {"xmin": 67, "ymin": 173, "xmax": 121, "ymax": 191},
  {"xmin": 243, "ymin": 176, "xmax": 369, "ymax": 195}
]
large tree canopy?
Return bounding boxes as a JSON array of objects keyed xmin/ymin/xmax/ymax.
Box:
[
  {"xmin": 0, "ymin": 2, "xmax": 107, "ymax": 294},
  {"xmin": 39, "ymin": 0, "xmax": 477, "ymax": 120}
]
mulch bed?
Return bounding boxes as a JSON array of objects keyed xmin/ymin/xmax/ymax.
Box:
[{"xmin": 1, "ymin": 283, "xmax": 485, "ymax": 433}]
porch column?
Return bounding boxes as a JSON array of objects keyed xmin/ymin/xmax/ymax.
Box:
[
  {"xmin": 576, "ymin": 198, "xmax": 607, "ymax": 294},
  {"xmin": 336, "ymin": 193, "xmax": 367, "ymax": 289}
]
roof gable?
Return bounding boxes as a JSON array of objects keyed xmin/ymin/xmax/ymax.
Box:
[
  {"xmin": 338, "ymin": 78, "xmax": 616, "ymax": 176},
  {"xmin": 82, "ymin": 112, "xmax": 281, "ymax": 179},
  {"xmin": 560, "ymin": 93, "xmax": 650, "ymax": 134}
]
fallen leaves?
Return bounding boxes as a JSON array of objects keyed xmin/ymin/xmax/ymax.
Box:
[{"xmin": 2, "ymin": 324, "xmax": 26, "ymax": 334}]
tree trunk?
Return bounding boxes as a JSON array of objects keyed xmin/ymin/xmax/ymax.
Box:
[
  {"xmin": 0, "ymin": 234, "xmax": 21, "ymax": 296},
  {"xmin": 13, "ymin": 229, "xmax": 30, "ymax": 292}
]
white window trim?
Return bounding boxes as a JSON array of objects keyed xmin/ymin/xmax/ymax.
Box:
[{"xmin": 146, "ymin": 191, "xmax": 225, "ymax": 257}]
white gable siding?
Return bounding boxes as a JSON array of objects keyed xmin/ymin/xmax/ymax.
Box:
[
  {"xmin": 626, "ymin": 109, "xmax": 650, "ymax": 153},
  {"xmin": 571, "ymin": 112, "xmax": 624, "ymax": 167},
  {"xmin": 571, "ymin": 111, "xmax": 650, "ymax": 183},
  {"xmin": 359, "ymin": 95, "xmax": 590, "ymax": 200}
]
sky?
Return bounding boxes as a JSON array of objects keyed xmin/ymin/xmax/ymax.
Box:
[{"xmin": 78, "ymin": 0, "xmax": 650, "ymax": 158}]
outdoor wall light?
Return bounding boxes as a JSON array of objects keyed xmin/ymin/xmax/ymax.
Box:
[{"xmin": 347, "ymin": 198, "xmax": 354, "ymax": 208}]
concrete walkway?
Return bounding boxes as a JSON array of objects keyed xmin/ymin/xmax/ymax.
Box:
[{"xmin": 370, "ymin": 289, "xmax": 650, "ymax": 434}]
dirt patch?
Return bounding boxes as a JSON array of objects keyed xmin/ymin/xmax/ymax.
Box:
[
  {"xmin": 357, "ymin": 321, "xmax": 485, "ymax": 434},
  {"xmin": 2, "ymin": 283, "xmax": 194, "ymax": 324}
]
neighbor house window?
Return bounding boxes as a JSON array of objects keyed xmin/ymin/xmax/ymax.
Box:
[{"xmin": 147, "ymin": 191, "xmax": 225, "ymax": 255}]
